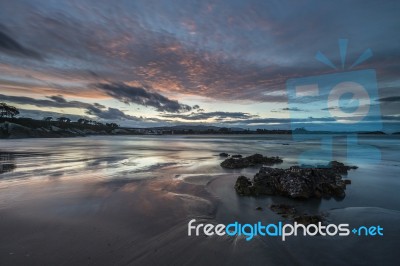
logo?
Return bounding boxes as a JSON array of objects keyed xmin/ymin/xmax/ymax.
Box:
[
  {"xmin": 286, "ymin": 39, "xmax": 382, "ymax": 166},
  {"xmin": 187, "ymin": 219, "xmax": 383, "ymax": 241}
]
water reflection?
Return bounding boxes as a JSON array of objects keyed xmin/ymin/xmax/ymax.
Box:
[
  {"xmin": 0, "ymin": 135, "xmax": 399, "ymax": 189},
  {"xmin": 0, "ymin": 152, "xmax": 16, "ymax": 174}
]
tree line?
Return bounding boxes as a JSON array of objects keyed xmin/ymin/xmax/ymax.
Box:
[
  {"xmin": 0, "ymin": 102, "xmax": 118, "ymax": 129},
  {"xmin": 0, "ymin": 102, "xmax": 19, "ymax": 118}
]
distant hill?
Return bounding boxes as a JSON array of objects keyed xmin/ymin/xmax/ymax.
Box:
[
  {"xmin": 151, "ymin": 125, "xmax": 246, "ymax": 132},
  {"xmin": 155, "ymin": 125, "xmax": 220, "ymax": 131}
]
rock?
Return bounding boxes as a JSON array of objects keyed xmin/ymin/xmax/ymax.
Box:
[
  {"xmin": 328, "ymin": 161, "xmax": 358, "ymax": 174},
  {"xmin": 255, "ymin": 206, "xmax": 263, "ymax": 211},
  {"xmin": 219, "ymin": 152, "xmax": 229, "ymax": 157},
  {"xmin": 294, "ymin": 214, "xmax": 324, "ymax": 225},
  {"xmin": 269, "ymin": 203, "xmax": 326, "ymax": 225},
  {"xmin": 234, "ymin": 161, "xmax": 357, "ymax": 199},
  {"xmin": 270, "ymin": 204, "xmax": 296, "ymax": 217},
  {"xmin": 221, "ymin": 153, "xmax": 283, "ymax": 169},
  {"xmin": 234, "ymin": 176, "xmax": 254, "ymax": 196},
  {"xmin": 344, "ymin": 179, "xmax": 351, "ymax": 185},
  {"xmin": 231, "ymin": 154, "xmax": 242, "ymax": 158},
  {"xmin": 269, "ymin": 204, "xmax": 325, "ymax": 225}
]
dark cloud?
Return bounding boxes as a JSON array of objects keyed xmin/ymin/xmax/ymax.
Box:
[
  {"xmin": 282, "ymin": 107, "xmax": 303, "ymax": 111},
  {"xmin": 96, "ymin": 83, "xmax": 192, "ymax": 113},
  {"xmin": 161, "ymin": 111, "xmax": 257, "ymax": 121},
  {"xmin": 47, "ymin": 95, "xmax": 68, "ymax": 103},
  {"xmin": 85, "ymin": 105, "xmax": 142, "ymax": 121},
  {"xmin": 0, "ymin": 29, "xmax": 42, "ymax": 59},
  {"xmin": 0, "ymin": 94, "xmax": 92, "ymax": 109},
  {"xmin": 1, "ymin": 94, "xmax": 138, "ymax": 121},
  {"xmin": 378, "ymin": 96, "xmax": 400, "ymax": 102}
]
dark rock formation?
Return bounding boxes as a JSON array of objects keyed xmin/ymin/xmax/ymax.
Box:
[
  {"xmin": 270, "ymin": 204, "xmax": 296, "ymax": 218},
  {"xmin": 221, "ymin": 153, "xmax": 283, "ymax": 169},
  {"xmin": 269, "ymin": 204, "xmax": 325, "ymax": 224},
  {"xmin": 219, "ymin": 152, "xmax": 229, "ymax": 157},
  {"xmin": 234, "ymin": 176, "xmax": 254, "ymax": 196},
  {"xmin": 234, "ymin": 161, "xmax": 357, "ymax": 199},
  {"xmin": 231, "ymin": 154, "xmax": 242, "ymax": 158}
]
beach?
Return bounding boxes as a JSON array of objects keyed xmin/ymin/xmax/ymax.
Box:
[{"xmin": 0, "ymin": 135, "xmax": 399, "ymax": 265}]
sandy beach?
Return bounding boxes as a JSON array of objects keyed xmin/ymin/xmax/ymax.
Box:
[{"xmin": 0, "ymin": 135, "xmax": 399, "ymax": 265}]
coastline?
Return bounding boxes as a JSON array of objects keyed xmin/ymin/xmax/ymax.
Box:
[{"xmin": 1, "ymin": 118, "xmax": 394, "ymax": 139}]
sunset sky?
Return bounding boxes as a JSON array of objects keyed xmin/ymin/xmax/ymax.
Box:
[{"xmin": 0, "ymin": 0, "xmax": 399, "ymax": 131}]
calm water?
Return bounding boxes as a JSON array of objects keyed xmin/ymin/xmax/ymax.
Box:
[{"xmin": 0, "ymin": 134, "xmax": 399, "ymax": 265}]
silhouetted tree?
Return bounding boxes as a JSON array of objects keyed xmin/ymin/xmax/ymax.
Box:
[
  {"xmin": 0, "ymin": 102, "xmax": 19, "ymax": 118},
  {"xmin": 57, "ymin": 117, "xmax": 71, "ymax": 123},
  {"xmin": 106, "ymin": 123, "xmax": 119, "ymax": 129}
]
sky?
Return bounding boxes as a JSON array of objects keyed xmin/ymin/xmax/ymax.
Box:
[{"xmin": 0, "ymin": 0, "xmax": 399, "ymax": 131}]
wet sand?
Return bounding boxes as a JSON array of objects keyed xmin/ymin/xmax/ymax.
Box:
[
  {"xmin": 1, "ymin": 173, "xmax": 399, "ymax": 265},
  {"xmin": 0, "ymin": 174, "xmax": 278, "ymax": 265},
  {"xmin": 0, "ymin": 135, "xmax": 399, "ymax": 265}
]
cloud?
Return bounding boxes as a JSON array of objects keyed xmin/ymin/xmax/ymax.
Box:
[
  {"xmin": 378, "ymin": 96, "xmax": 400, "ymax": 102},
  {"xmin": 220, "ymin": 115, "xmax": 400, "ymax": 125},
  {"xmin": 0, "ymin": 1, "xmax": 399, "ymax": 131},
  {"xmin": 96, "ymin": 83, "xmax": 192, "ymax": 113},
  {"xmin": 1, "ymin": 94, "xmax": 139, "ymax": 121},
  {"xmin": 0, "ymin": 0, "xmax": 398, "ymax": 107},
  {"xmin": 0, "ymin": 93, "xmax": 92, "ymax": 109},
  {"xmin": 0, "ymin": 29, "xmax": 42, "ymax": 59},
  {"xmin": 85, "ymin": 105, "xmax": 142, "ymax": 121},
  {"xmin": 161, "ymin": 111, "xmax": 257, "ymax": 121},
  {"xmin": 282, "ymin": 107, "xmax": 303, "ymax": 111}
]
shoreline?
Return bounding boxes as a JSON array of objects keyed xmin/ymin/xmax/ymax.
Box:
[{"xmin": 1, "ymin": 119, "xmax": 394, "ymax": 140}]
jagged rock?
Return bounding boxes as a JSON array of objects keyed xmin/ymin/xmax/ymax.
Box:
[
  {"xmin": 327, "ymin": 161, "xmax": 358, "ymax": 175},
  {"xmin": 231, "ymin": 154, "xmax": 242, "ymax": 158},
  {"xmin": 221, "ymin": 153, "xmax": 283, "ymax": 169},
  {"xmin": 234, "ymin": 176, "xmax": 254, "ymax": 195},
  {"xmin": 234, "ymin": 161, "xmax": 357, "ymax": 199},
  {"xmin": 219, "ymin": 152, "xmax": 229, "ymax": 157}
]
